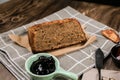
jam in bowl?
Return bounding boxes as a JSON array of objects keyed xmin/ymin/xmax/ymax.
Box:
[
  {"xmin": 25, "ymin": 53, "xmax": 78, "ymax": 80},
  {"xmin": 110, "ymin": 43, "xmax": 120, "ymax": 68},
  {"xmin": 30, "ymin": 56, "xmax": 56, "ymax": 75}
]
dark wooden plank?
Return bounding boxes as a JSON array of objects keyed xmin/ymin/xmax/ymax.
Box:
[
  {"xmin": 0, "ymin": 63, "xmax": 16, "ymax": 80},
  {"xmin": 69, "ymin": 1, "xmax": 120, "ymax": 31},
  {"xmin": 0, "ymin": 0, "xmax": 71, "ymax": 33}
]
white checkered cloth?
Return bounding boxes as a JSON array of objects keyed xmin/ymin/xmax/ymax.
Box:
[{"xmin": 0, "ymin": 6, "xmax": 116, "ymax": 80}]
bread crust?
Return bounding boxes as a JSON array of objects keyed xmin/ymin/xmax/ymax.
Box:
[{"xmin": 28, "ymin": 18, "xmax": 87, "ymax": 53}]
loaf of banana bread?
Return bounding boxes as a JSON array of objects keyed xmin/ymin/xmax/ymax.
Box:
[{"xmin": 28, "ymin": 18, "xmax": 87, "ymax": 52}]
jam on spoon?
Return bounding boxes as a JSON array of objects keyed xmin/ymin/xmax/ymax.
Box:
[
  {"xmin": 30, "ymin": 56, "xmax": 56, "ymax": 75},
  {"xmin": 101, "ymin": 29, "xmax": 120, "ymax": 43}
]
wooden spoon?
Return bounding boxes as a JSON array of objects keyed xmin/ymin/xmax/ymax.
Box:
[{"xmin": 101, "ymin": 29, "xmax": 120, "ymax": 43}]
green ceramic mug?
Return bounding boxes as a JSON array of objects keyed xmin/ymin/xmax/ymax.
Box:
[{"xmin": 25, "ymin": 53, "xmax": 78, "ymax": 80}]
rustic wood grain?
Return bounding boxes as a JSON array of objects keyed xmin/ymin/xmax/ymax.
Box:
[
  {"xmin": 0, "ymin": 0, "xmax": 71, "ymax": 33},
  {"xmin": 0, "ymin": 0, "xmax": 120, "ymax": 80},
  {"xmin": 70, "ymin": 1, "xmax": 120, "ymax": 31},
  {"xmin": 0, "ymin": 63, "xmax": 16, "ymax": 80}
]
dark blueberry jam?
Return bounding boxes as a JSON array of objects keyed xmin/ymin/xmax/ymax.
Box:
[{"xmin": 30, "ymin": 56, "xmax": 56, "ymax": 75}]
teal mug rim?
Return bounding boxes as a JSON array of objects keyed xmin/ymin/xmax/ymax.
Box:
[{"xmin": 25, "ymin": 53, "xmax": 60, "ymax": 77}]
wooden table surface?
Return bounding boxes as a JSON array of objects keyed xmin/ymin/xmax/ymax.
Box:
[{"xmin": 0, "ymin": 0, "xmax": 120, "ymax": 80}]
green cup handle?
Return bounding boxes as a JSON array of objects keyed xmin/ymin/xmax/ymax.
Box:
[{"xmin": 54, "ymin": 67, "xmax": 78, "ymax": 80}]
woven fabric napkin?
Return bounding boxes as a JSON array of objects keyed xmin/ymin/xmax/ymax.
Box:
[
  {"xmin": 0, "ymin": 50, "xmax": 30, "ymax": 80},
  {"xmin": 0, "ymin": 6, "xmax": 116, "ymax": 80}
]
